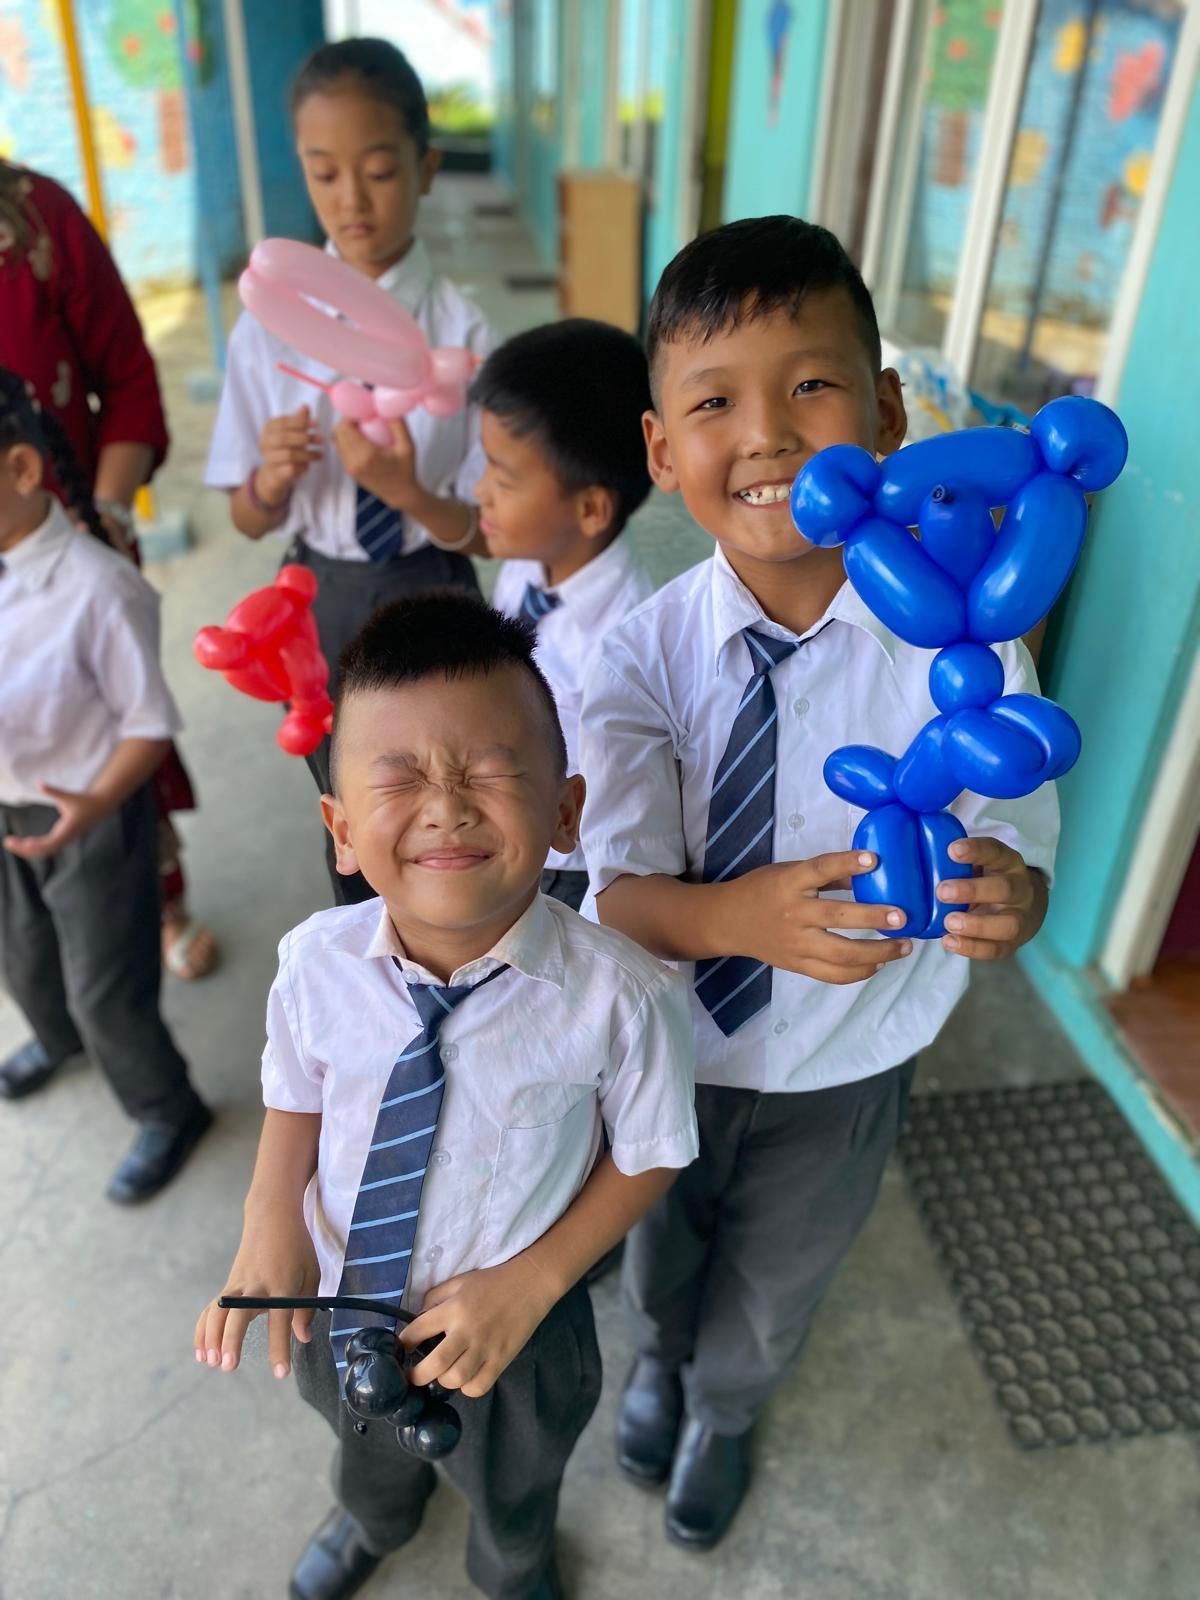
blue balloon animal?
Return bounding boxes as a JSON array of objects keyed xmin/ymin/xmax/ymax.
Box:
[{"xmin": 789, "ymin": 395, "xmax": 1128, "ymax": 939}]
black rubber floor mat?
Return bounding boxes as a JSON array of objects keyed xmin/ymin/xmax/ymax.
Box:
[
  {"xmin": 503, "ymin": 273, "xmax": 558, "ymax": 291},
  {"xmin": 899, "ymin": 1081, "xmax": 1200, "ymax": 1449},
  {"xmin": 473, "ymin": 202, "xmax": 516, "ymax": 217}
]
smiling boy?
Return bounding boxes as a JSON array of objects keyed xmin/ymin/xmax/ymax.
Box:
[{"xmin": 579, "ymin": 216, "xmax": 1059, "ymax": 1549}]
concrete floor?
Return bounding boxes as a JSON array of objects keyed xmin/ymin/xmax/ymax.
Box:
[{"xmin": 1, "ymin": 178, "xmax": 1197, "ymax": 1600}]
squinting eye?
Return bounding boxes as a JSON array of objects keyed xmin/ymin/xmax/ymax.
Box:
[
  {"xmin": 696, "ymin": 396, "xmax": 729, "ymax": 412},
  {"xmin": 794, "ymin": 380, "xmax": 830, "ymax": 395}
]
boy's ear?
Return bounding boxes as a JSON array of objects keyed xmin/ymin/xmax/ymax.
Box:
[
  {"xmin": 419, "ymin": 145, "xmax": 442, "ymax": 196},
  {"xmin": 643, "ymin": 409, "xmax": 679, "ymax": 494},
  {"xmin": 320, "ymin": 793, "xmax": 362, "ymax": 880},
  {"xmin": 551, "ymin": 773, "xmax": 586, "ymax": 856},
  {"xmin": 575, "ymin": 484, "xmax": 617, "ymax": 542},
  {"xmin": 4, "ymin": 441, "xmax": 45, "ymax": 496},
  {"xmin": 876, "ymin": 368, "xmax": 908, "ymax": 459}
]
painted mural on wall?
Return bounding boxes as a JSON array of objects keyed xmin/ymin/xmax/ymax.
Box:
[
  {"xmin": 0, "ymin": 0, "xmax": 210, "ymax": 285},
  {"xmin": 903, "ymin": 0, "xmax": 1182, "ymax": 341}
]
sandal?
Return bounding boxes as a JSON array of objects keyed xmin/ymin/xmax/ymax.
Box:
[{"xmin": 162, "ymin": 917, "xmax": 219, "ymax": 981}]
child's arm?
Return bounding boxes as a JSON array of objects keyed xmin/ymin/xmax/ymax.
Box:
[
  {"xmin": 402, "ymin": 1156, "xmax": 674, "ymax": 1397},
  {"xmin": 194, "ymin": 1108, "xmax": 322, "ymax": 1378},
  {"xmin": 332, "ymin": 418, "xmax": 486, "ymax": 555},
  {"xmin": 2, "ymin": 735, "xmax": 167, "ymax": 860}
]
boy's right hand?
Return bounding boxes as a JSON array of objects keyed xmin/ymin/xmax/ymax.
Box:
[
  {"xmin": 729, "ymin": 850, "xmax": 913, "ymax": 983},
  {"xmin": 194, "ymin": 1211, "xmax": 319, "ymax": 1380},
  {"xmin": 255, "ymin": 405, "xmax": 323, "ymax": 505}
]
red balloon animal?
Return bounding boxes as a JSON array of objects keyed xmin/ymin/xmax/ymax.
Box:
[{"xmin": 194, "ymin": 565, "xmax": 332, "ymax": 757}]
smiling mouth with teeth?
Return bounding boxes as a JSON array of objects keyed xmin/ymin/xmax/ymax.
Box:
[{"xmin": 735, "ymin": 482, "xmax": 793, "ymax": 506}]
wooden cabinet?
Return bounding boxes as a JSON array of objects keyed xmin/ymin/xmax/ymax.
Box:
[{"xmin": 557, "ymin": 170, "xmax": 643, "ymax": 333}]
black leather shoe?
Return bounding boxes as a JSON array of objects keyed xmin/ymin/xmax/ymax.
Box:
[
  {"xmin": 616, "ymin": 1356, "xmax": 684, "ymax": 1486},
  {"xmin": 0, "ymin": 1040, "xmax": 68, "ymax": 1100},
  {"xmin": 106, "ymin": 1098, "xmax": 213, "ymax": 1204},
  {"xmin": 290, "ymin": 1510, "xmax": 381, "ymax": 1600},
  {"xmin": 664, "ymin": 1420, "xmax": 753, "ymax": 1551}
]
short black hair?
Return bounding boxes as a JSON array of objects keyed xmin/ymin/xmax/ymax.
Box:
[
  {"xmin": 645, "ymin": 215, "xmax": 881, "ymax": 396},
  {"xmin": 291, "ymin": 38, "xmax": 430, "ymax": 154},
  {"xmin": 470, "ymin": 319, "xmax": 653, "ymax": 536},
  {"xmin": 330, "ymin": 591, "xmax": 568, "ymax": 790}
]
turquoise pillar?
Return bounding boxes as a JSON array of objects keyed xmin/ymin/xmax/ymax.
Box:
[{"xmin": 722, "ymin": 0, "xmax": 830, "ymax": 222}]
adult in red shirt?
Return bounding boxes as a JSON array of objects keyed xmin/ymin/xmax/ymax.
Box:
[{"xmin": 0, "ymin": 159, "xmax": 217, "ymax": 980}]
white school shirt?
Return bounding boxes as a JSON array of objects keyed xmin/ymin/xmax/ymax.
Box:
[
  {"xmin": 205, "ymin": 238, "xmax": 494, "ymax": 561},
  {"xmin": 492, "ymin": 539, "xmax": 655, "ymax": 872},
  {"xmin": 579, "ymin": 547, "xmax": 1060, "ymax": 1095},
  {"xmin": 0, "ymin": 497, "xmax": 181, "ymax": 806},
  {"xmin": 262, "ymin": 892, "xmax": 699, "ymax": 1308}
]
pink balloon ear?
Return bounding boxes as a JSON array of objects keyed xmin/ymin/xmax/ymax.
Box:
[
  {"xmin": 430, "ymin": 347, "xmax": 476, "ymax": 386},
  {"xmin": 331, "ymin": 379, "xmax": 377, "ymax": 420},
  {"xmin": 423, "ymin": 383, "xmax": 466, "ymax": 417},
  {"xmin": 374, "ymin": 384, "xmax": 425, "ymax": 417},
  {"xmin": 359, "ymin": 416, "xmax": 395, "ymax": 446}
]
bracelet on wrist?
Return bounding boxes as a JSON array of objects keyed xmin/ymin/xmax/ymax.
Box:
[
  {"xmin": 430, "ymin": 503, "xmax": 478, "ymax": 553},
  {"xmin": 245, "ymin": 467, "xmax": 291, "ymax": 517},
  {"xmin": 95, "ymin": 498, "xmax": 135, "ymax": 537}
]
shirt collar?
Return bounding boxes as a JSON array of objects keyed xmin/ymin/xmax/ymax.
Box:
[
  {"xmin": 0, "ymin": 496, "xmax": 76, "ymax": 591},
  {"xmin": 545, "ymin": 537, "xmax": 635, "ymax": 609},
  {"xmin": 709, "ymin": 545, "xmax": 898, "ymax": 675},
  {"xmin": 323, "ymin": 236, "xmax": 434, "ymax": 320},
  {"xmin": 347, "ymin": 892, "xmax": 566, "ymax": 990}
]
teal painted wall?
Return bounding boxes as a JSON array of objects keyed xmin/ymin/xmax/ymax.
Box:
[
  {"xmin": 722, "ymin": 0, "xmax": 829, "ymax": 221},
  {"xmin": 492, "ymin": 1, "xmax": 516, "ymax": 187},
  {"xmin": 522, "ymin": 0, "xmax": 562, "ymax": 267},
  {"xmin": 577, "ymin": 0, "xmax": 611, "ymax": 168},
  {"xmin": 1038, "ymin": 80, "xmax": 1200, "ymax": 971},
  {"xmin": 642, "ymin": 0, "xmax": 692, "ymax": 299}
]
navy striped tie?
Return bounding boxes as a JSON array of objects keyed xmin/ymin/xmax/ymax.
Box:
[
  {"xmin": 694, "ymin": 628, "xmax": 799, "ymax": 1036},
  {"xmin": 356, "ymin": 483, "xmax": 405, "ymax": 561},
  {"xmin": 520, "ymin": 582, "xmax": 560, "ymax": 628},
  {"xmin": 330, "ymin": 963, "xmax": 509, "ymax": 1373}
]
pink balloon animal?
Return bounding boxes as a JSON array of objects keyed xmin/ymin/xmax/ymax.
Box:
[
  {"xmin": 238, "ymin": 238, "xmax": 477, "ymax": 441},
  {"xmin": 193, "ymin": 565, "xmax": 332, "ymax": 757}
]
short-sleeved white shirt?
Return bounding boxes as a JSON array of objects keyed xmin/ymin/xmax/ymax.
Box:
[
  {"xmin": 262, "ymin": 892, "xmax": 698, "ymax": 1307},
  {"xmin": 579, "ymin": 547, "xmax": 1061, "ymax": 1095},
  {"xmin": 492, "ymin": 539, "xmax": 655, "ymax": 871},
  {"xmin": 205, "ymin": 239, "xmax": 494, "ymax": 562},
  {"xmin": 0, "ymin": 497, "xmax": 181, "ymax": 805}
]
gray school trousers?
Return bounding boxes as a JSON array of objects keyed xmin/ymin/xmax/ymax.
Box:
[
  {"xmin": 624, "ymin": 1060, "xmax": 916, "ymax": 1435},
  {"xmin": 0, "ymin": 784, "xmax": 198, "ymax": 1125},
  {"xmin": 288, "ymin": 539, "xmax": 480, "ymax": 907},
  {"xmin": 293, "ymin": 1285, "xmax": 602, "ymax": 1600}
]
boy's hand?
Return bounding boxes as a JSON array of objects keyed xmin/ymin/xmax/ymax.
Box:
[
  {"xmin": 400, "ymin": 1255, "xmax": 560, "ymax": 1399},
  {"xmin": 937, "ymin": 837, "xmax": 1047, "ymax": 960},
  {"xmin": 332, "ymin": 417, "xmax": 419, "ymax": 512},
  {"xmin": 730, "ymin": 850, "xmax": 913, "ymax": 984},
  {"xmin": 256, "ymin": 405, "xmax": 322, "ymax": 505},
  {"xmin": 194, "ymin": 1213, "xmax": 320, "ymax": 1379},
  {"xmin": 3, "ymin": 784, "xmax": 110, "ymax": 859}
]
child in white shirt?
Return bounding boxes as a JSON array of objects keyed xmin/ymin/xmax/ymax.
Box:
[
  {"xmin": 579, "ymin": 216, "xmax": 1060, "ymax": 1551},
  {"xmin": 196, "ymin": 591, "xmax": 698, "ymax": 1600},
  {"xmin": 0, "ymin": 368, "xmax": 210, "ymax": 1201},
  {"xmin": 205, "ymin": 38, "xmax": 494, "ymax": 905},
  {"xmin": 473, "ymin": 319, "xmax": 656, "ymax": 911}
]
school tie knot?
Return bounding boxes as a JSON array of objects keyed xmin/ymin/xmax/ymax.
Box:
[
  {"xmin": 520, "ymin": 583, "xmax": 561, "ymax": 628},
  {"xmin": 742, "ymin": 627, "xmax": 799, "ymax": 678}
]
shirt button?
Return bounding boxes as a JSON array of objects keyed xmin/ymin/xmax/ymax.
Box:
[
  {"xmin": 441, "ymin": 1044, "xmax": 459, "ymax": 1063},
  {"xmin": 425, "ymin": 1245, "xmax": 443, "ymax": 1264},
  {"xmin": 773, "ymin": 1019, "xmax": 789, "ymax": 1036},
  {"xmin": 430, "ymin": 1150, "xmax": 451, "ymax": 1168},
  {"xmin": 793, "ymin": 697, "xmax": 810, "ymax": 716},
  {"xmin": 787, "ymin": 812, "xmax": 805, "ymax": 830}
]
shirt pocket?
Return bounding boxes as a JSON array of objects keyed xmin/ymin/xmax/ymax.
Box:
[{"xmin": 482, "ymin": 1090, "xmax": 599, "ymax": 1264}]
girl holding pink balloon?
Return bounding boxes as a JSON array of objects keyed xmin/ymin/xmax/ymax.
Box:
[{"xmin": 204, "ymin": 39, "xmax": 494, "ymax": 904}]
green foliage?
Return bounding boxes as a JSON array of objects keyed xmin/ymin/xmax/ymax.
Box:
[{"xmin": 428, "ymin": 82, "xmax": 494, "ymax": 136}]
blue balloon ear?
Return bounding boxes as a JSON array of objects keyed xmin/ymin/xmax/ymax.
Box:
[
  {"xmin": 791, "ymin": 444, "xmax": 880, "ymax": 548},
  {"xmin": 824, "ymin": 745, "xmax": 896, "ymax": 808},
  {"xmin": 1031, "ymin": 395, "xmax": 1129, "ymax": 492}
]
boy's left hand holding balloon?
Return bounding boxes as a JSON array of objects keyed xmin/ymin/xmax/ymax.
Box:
[{"xmin": 937, "ymin": 837, "xmax": 1048, "ymax": 960}]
